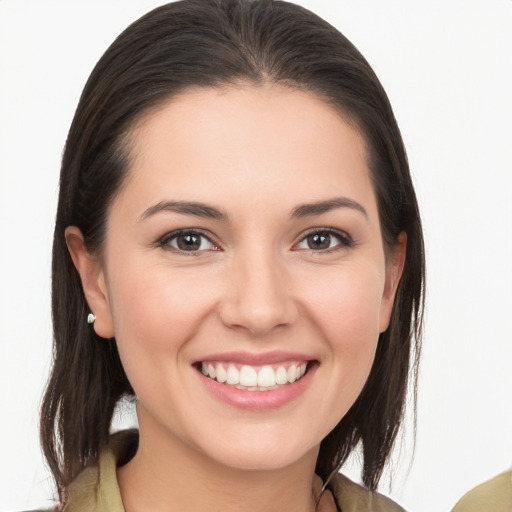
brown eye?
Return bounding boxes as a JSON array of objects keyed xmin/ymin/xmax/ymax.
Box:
[
  {"xmin": 176, "ymin": 233, "xmax": 202, "ymax": 251},
  {"xmin": 162, "ymin": 230, "xmax": 216, "ymax": 252},
  {"xmin": 295, "ymin": 229, "xmax": 352, "ymax": 252},
  {"xmin": 306, "ymin": 232, "xmax": 331, "ymax": 250}
]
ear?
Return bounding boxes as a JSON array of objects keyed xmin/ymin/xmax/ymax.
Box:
[
  {"xmin": 65, "ymin": 226, "xmax": 115, "ymax": 338},
  {"xmin": 379, "ymin": 231, "xmax": 407, "ymax": 333}
]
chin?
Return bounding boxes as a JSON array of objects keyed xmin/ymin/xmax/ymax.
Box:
[{"xmin": 197, "ymin": 433, "xmax": 318, "ymax": 472}]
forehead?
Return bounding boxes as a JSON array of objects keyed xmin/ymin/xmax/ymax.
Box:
[{"xmin": 117, "ymin": 84, "xmax": 377, "ymax": 219}]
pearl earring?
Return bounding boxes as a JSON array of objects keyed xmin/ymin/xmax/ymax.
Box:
[{"xmin": 87, "ymin": 313, "xmax": 96, "ymax": 325}]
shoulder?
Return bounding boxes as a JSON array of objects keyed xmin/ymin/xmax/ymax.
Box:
[
  {"xmin": 451, "ymin": 470, "xmax": 512, "ymax": 512},
  {"xmin": 62, "ymin": 430, "xmax": 137, "ymax": 511},
  {"xmin": 330, "ymin": 473, "xmax": 406, "ymax": 512}
]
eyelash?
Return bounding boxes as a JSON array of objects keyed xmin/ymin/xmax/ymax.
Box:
[
  {"xmin": 157, "ymin": 227, "xmax": 353, "ymax": 255},
  {"xmin": 294, "ymin": 228, "xmax": 354, "ymax": 253},
  {"xmin": 158, "ymin": 229, "xmax": 219, "ymax": 256}
]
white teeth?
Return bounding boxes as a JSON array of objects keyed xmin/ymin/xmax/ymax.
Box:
[
  {"xmin": 239, "ymin": 365, "xmax": 258, "ymax": 386},
  {"xmin": 257, "ymin": 365, "xmax": 276, "ymax": 387},
  {"xmin": 201, "ymin": 361, "xmax": 309, "ymax": 389},
  {"xmin": 226, "ymin": 365, "xmax": 240, "ymax": 385},
  {"xmin": 216, "ymin": 363, "xmax": 227, "ymax": 383},
  {"xmin": 275, "ymin": 366, "xmax": 288, "ymax": 385}
]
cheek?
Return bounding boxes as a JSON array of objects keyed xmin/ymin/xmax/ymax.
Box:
[
  {"xmin": 302, "ymin": 264, "xmax": 385, "ymax": 343},
  {"xmin": 106, "ymin": 263, "xmax": 216, "ymax": 362},
  {"xmin": 288, "ymin": 265, "xmax": 385, "ymax": 437},
  {"xmin": 299, "ymin": 264, "xmax": 384, "ymax": 394}
]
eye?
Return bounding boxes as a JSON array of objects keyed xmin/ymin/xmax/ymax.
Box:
[
  {"xmin": 295, "ymin": 229, "xmax": 352, "ymax": 252},
  {"xmin": 159, "ymin": 230, "xmax": 218, "ymax": 253}
]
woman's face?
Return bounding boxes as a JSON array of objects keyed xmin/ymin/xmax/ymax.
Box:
[{"xmin": 81, "ymin": 85, "xmax": 404, "ymax": 471}]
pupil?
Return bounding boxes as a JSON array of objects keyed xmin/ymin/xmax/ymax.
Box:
[
  {"xmin": 308, "ymin": 233, "xmax": 330, "ymax": 249},
  {"xmin": 178, "ymin": 234, "xmax": 200, "ymax": 251}
]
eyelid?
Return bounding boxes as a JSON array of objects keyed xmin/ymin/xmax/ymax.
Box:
[
  {"xmin": 293, "ymin": 227, "xmax": 354, "ymax": 251},
  {"xmin": 155, "ymin": 227, "xmax": 353, "ymax": 254},
  {"xmin": 157, "ymin": 228, "xmax": 221, "ymax": 253}
]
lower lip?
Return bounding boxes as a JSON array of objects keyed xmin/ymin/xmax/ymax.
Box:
[{"xmin": 196, "ymin": 364, "xmax": 317, "ymax": 411}]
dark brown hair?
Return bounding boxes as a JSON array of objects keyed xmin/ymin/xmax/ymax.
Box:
[{"xmin": 41, "ymin": 0, "xmax": 424, "ymax": 502}]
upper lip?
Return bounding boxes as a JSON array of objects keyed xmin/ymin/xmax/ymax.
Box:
[{"xmin": 194, "ymin": 351, "xmax": 315, "ymax": 365}]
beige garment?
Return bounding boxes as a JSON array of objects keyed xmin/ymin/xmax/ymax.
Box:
[
  {"xmin": 451, "ymin": 470, "xmax": 512, "ymax": 512},
  {"xmin": 63, "ymin": 431, "xmax": 405, "ymax": 512}
]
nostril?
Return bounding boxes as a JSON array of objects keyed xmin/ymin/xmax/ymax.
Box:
[
  {"xmin": 218, "ymin": 266, "xmax": 298, "ymax": 335},
  {"xmin": 219, "ymin": 303, "xmax": 298, "ymax": 337}
]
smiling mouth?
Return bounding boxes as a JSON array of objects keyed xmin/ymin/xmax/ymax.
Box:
[{"xmin": 197, "ymin": 361, "xmax": 311, "ymax": 391}]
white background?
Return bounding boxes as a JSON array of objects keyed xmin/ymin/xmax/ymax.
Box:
[{"xmin": 1, "ymin": 1, "xmax": 511, "ymax": 510}]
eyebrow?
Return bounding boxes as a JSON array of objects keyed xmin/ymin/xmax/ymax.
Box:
[
  {"xmin": 140, "ymin": 200, "xmax": 228, "ymax": 221},
  {"xmin": 140, "ymin": 196, "xmax": 367, "ymax": 223},
  {"xmin": 291, "ymin": 197, "xmax": 368, "ymax": 219}
]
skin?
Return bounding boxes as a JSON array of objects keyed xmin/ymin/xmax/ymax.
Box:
[{"xmin": 67, "ymin": 84, "xmax": 405, "ymax": 512}]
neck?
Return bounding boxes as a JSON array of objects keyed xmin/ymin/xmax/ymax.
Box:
[{"xmin": 117, "ymin": 425, "xmax": 320, "ymax": 512}]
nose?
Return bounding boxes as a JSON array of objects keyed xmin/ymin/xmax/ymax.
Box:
[{"xmin": 219, "ymin": 249, "xmax": 298, "ymax": 337}]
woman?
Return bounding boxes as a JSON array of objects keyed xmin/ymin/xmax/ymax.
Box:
[{"xmin": 40, "ymin": 0, "xmax": 424, "ymax": 510}]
